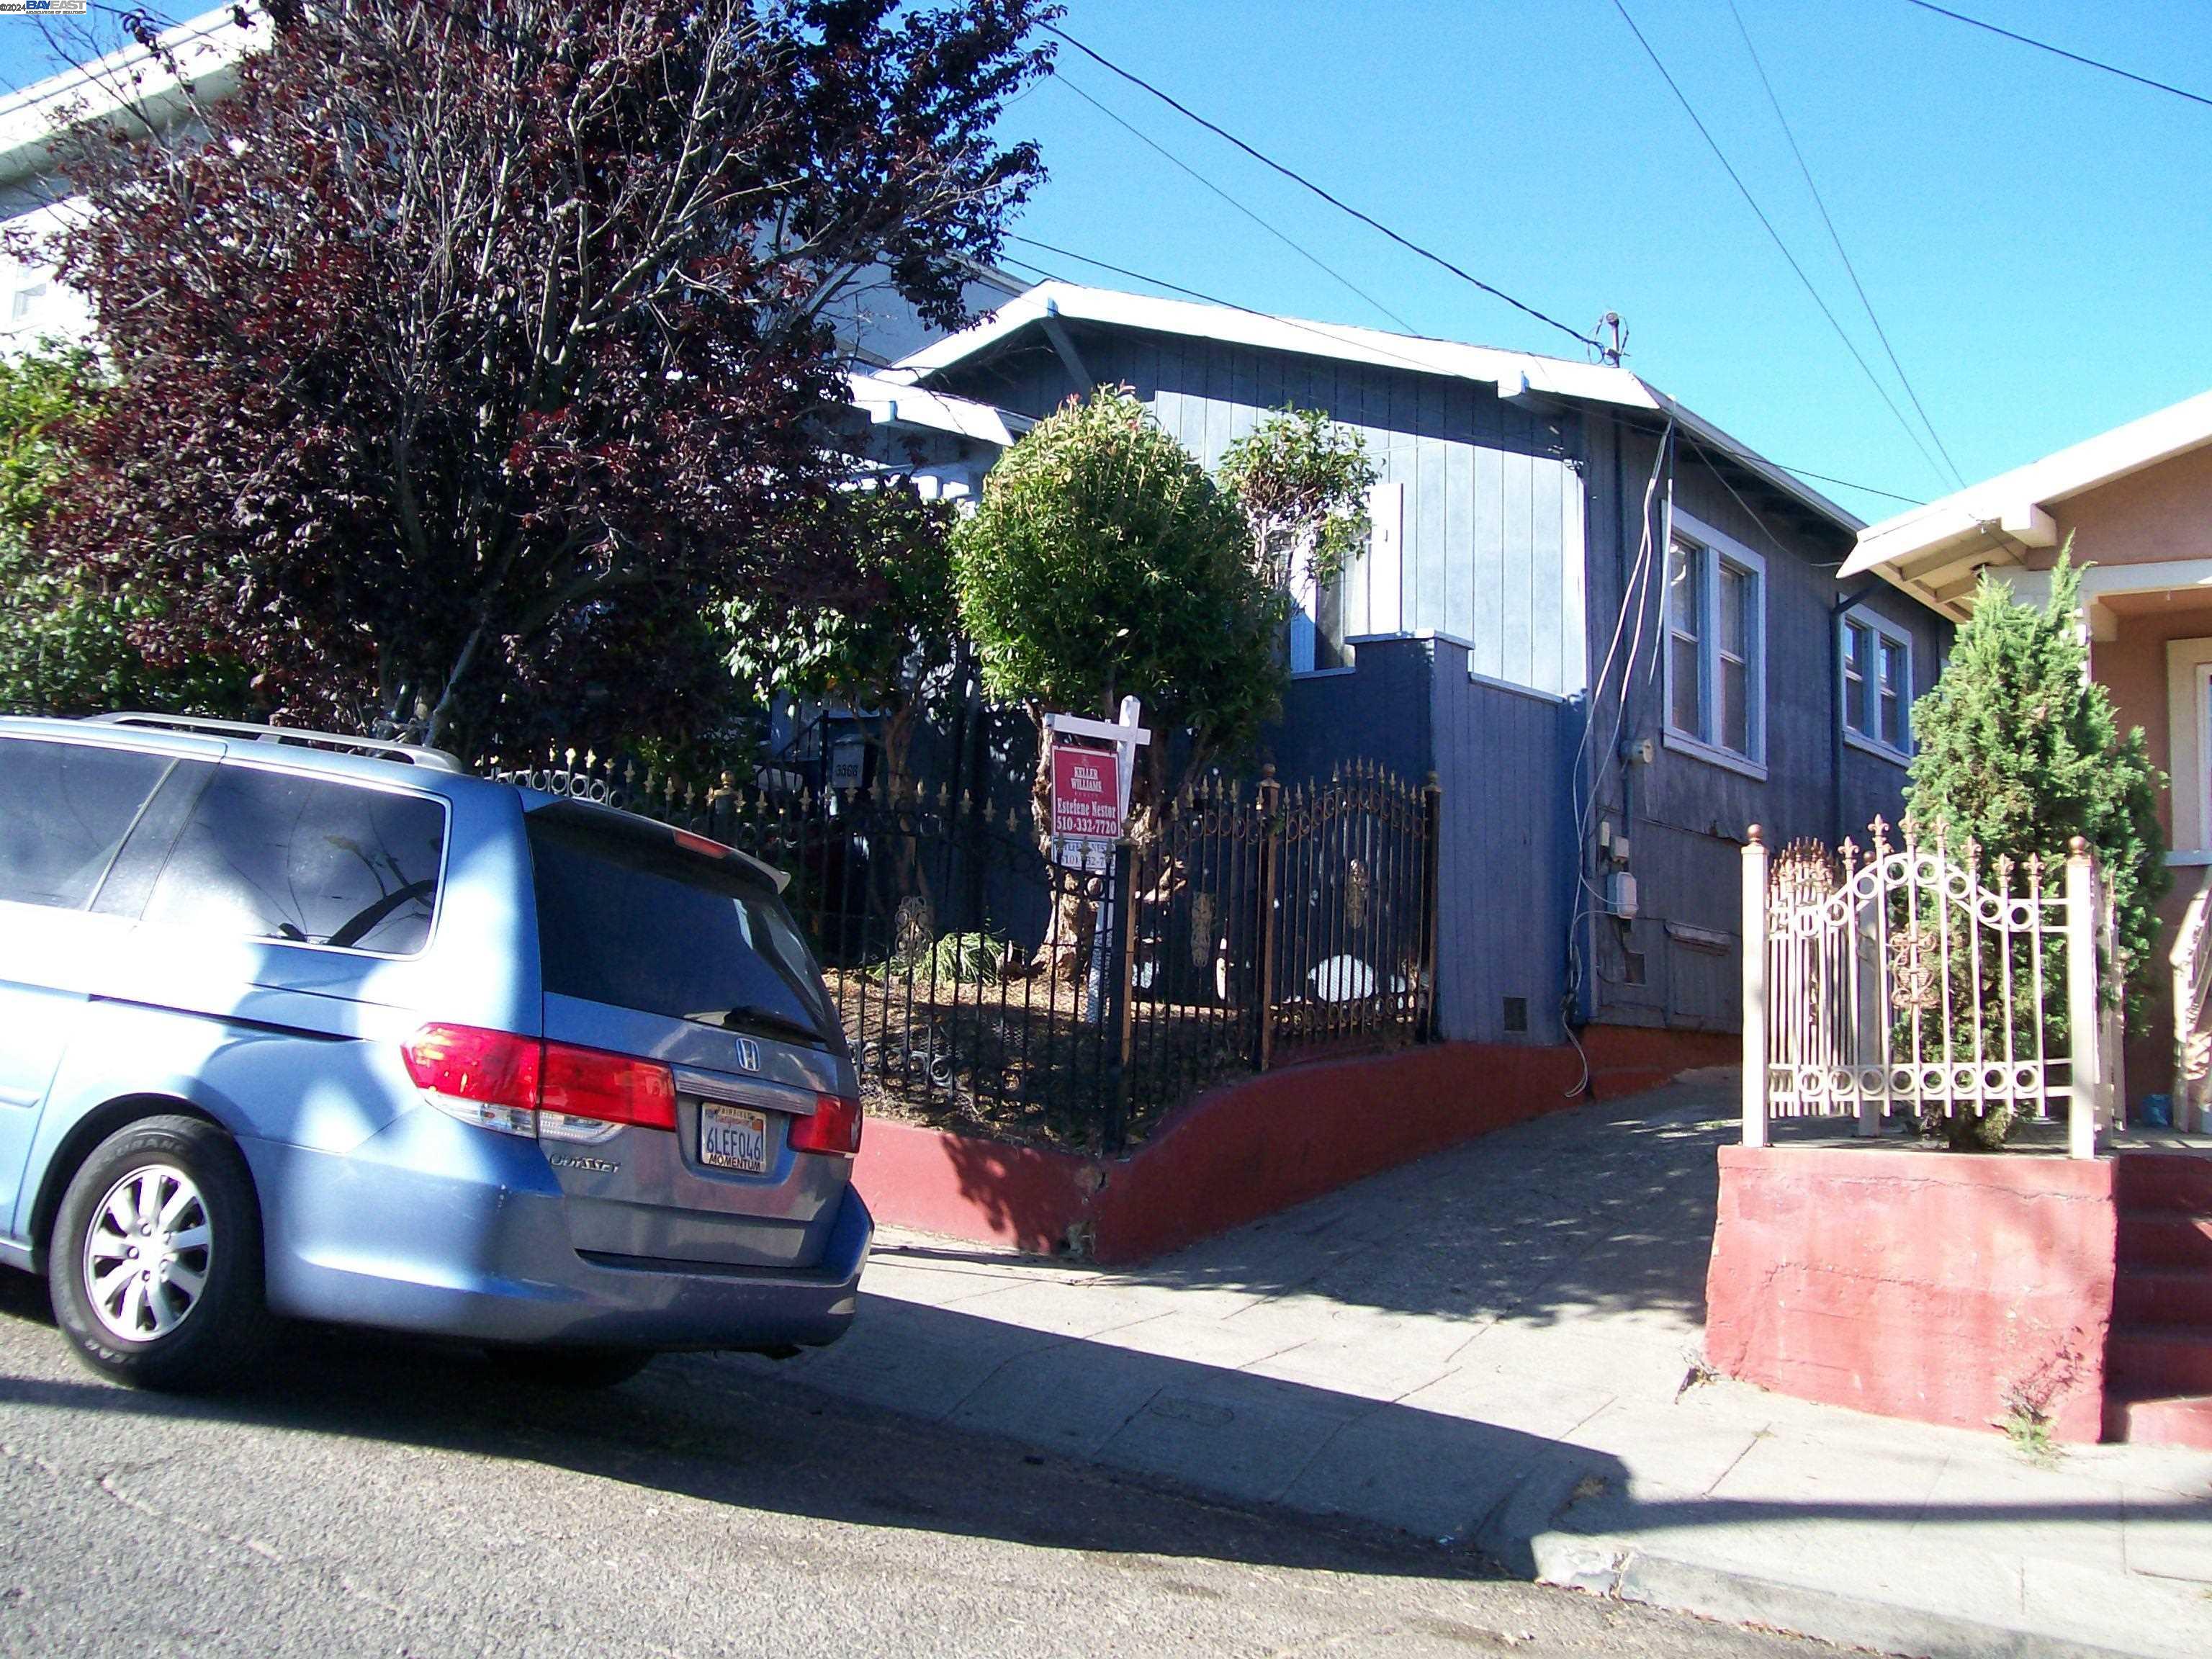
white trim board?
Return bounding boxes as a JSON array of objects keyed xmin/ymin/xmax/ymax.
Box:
[{"xmin": 1847, "ymin": 387, "xmax": 2212, "ymax": 581}]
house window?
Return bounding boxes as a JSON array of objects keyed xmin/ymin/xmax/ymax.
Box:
[
  {"xmin": 1840, "ymin": 608, "xmax": 1913, "ymax": 760},
  {"xmin": 2168, "ymin": 637, "xmax": 2212, "ymax": 859},
  {"xmin": 1290, "ymin": 564, "xmax": 1352, "ymax": 676},
  {"xmin": 1663, "ymin": 516, "xmax": 1765, "ymax": 772},
  {"xmin": 9, "ymin": 282, "xmax": 46, "ymax": 323}
]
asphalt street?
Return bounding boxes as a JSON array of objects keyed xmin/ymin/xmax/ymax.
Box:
[{"xmin": 0, "ymin": 1270, "xmax": 1832, "ymax": 1658}]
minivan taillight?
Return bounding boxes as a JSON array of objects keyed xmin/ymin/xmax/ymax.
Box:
[
  {"xmin": 789, "ymin": 1092, "xmax": 863, "ymax": 1156},
  {"xmin": 401, "ymin": 1024, "xmax": 677, "ymax": 1143},
  {"xmin": 401, "ymin": 1023, "xmax": 541, "ymax": 1136},
  {"xmin": 541, "ymin": 1041, "xmax": 678, "ymax": 1133}
]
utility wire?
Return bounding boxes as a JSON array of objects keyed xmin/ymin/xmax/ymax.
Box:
[
  {"xmin": 1039, "ymin": 22, "xmax": 1607, "ymax": 356},
  {"xmin": 1902, "ymin": 1, "xmax": 2212, "ymax": 110},
  {"xmin": 1609, "ymin": 0, "xmax": 1954, "ymax": 493},
  {"xmin": 1727, "ymin": 0, "xmax": 1964, "ymax": 491},
  {"xmin": 1050, "ymin": 74, "xmax": 1419, "ymax": 334},
  {"xmin": 1769, "ymin": 464, "xmax": 1923, "ymax": 508}
]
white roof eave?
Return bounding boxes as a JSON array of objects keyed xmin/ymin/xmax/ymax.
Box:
[
  {"xmin": 1845, "ymin": 385, "xmax": 2212, "ymax": 580},
  {"xmin": 895, "ymin": 280, "xmax": 1861, "ymax": 535},
  {"xmin": 0, "ymin": 6, "xmax": 263, "ymax": 192},
  {"xmin": 845, "ymin": 371, "xmax": 1025, "ymax": 448}
]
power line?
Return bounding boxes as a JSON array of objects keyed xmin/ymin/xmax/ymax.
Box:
[
  {"xmin": 1049, "ymin": 74, "xmax": 1419, "ymax": 334},
  {"xmin": 1608, "ymin": 0, "xmax": 1955, "ymax": 493},
  {"xmin": 1000, "ymin": 235, "xmax": 1923, "ymax": 511},
  {"xmin": 1768, "ymin": 464, "xmax": 1923, "ymax": 508},
  {"xmin": 1727, "ymin": 0, "xmax": 1963, "ymax": 490},
  {"xmin": 1038, "ymin": 22, "xmax": 1607, "ymax": 356},
  {"xmin": 1902, "ymin": 1, "xmax": 2212, "ymax": 110}
]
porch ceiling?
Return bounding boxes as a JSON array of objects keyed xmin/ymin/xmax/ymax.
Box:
[{"xmin": 2100, "ymin": 590, "xmax": 2212, "ymax": 624}]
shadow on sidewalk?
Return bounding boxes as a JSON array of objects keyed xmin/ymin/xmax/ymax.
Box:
[
  {"xmin": 0, "ymin": 1263, "xmax": 1577, "ymax": 1580},
  {"xmin": 3, "ymin": 1269, "xmax": 2206, "ymax": 1591}
]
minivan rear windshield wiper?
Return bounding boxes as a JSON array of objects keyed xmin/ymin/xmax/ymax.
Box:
[{"xmin": 685, "ymin": 1004, "xmax": 830, "ymax": 1047}]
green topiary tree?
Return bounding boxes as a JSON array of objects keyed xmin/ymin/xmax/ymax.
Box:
[
  {"xmin": 1903, "ymin": 551, "xmax": 2167, "ymax": 1146},
  {"xmin": 952, "ymin": 387, "xmax": 1285, "ymax": 835}
]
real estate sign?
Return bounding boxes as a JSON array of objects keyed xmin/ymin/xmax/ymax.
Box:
[
  {"xmin": 1045, "ymin": 703, "xmax": 1149, "ymax": 872},
  {"xmin": 1051, "ymin": 742, "xmax": 1122, "ymax": 862}
]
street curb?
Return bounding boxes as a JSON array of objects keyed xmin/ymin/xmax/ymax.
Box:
[{"xmin": 1530, "ymin": 1530, "xmax": 2154, "ymax": 1659}]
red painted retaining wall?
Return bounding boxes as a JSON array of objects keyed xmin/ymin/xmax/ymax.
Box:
[
  {"xmin": 1704, "ymin": 1146, "xmax": 2118, "ymax": 1442},
  {"xmin": 853, "ymin": 1025, "xmax": 1725, "ymax": 1266}
]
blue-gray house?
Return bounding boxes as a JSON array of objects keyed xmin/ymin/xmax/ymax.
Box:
[{"xmin": 884, "ymin": 282, "xmax": 1948, "ymax": 1057}]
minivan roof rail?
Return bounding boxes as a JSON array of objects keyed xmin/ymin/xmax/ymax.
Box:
[{"xmin": 84, "ymin": 712, "xmax": 467, "ymax": 773}]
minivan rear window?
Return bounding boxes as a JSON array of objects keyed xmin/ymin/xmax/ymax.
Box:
[
  {"xmin": 526, "ymin": 806, "xmax": 837, "ymax": 1048},
  {"xmin": 0, "ymin": 737, "xmax": 171, "ymax": 910},
  {"xmin": 140, "ymin": 765, "xmax": 447, "ymax": 953}
]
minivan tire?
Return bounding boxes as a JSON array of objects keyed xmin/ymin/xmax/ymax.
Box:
[{"xmin": 50, "ymin": 1115, "xmax": 271, "ymax": 1393}]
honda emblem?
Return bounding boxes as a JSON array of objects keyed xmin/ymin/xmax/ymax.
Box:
[{"xmin": 734, "ymin": 1035, "xmax": 762, "ymax": 1072}]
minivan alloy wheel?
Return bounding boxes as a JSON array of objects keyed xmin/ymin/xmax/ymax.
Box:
[{"xmin": 82, "ymin": 1164, "xmax": 212, "ymax": 1341}]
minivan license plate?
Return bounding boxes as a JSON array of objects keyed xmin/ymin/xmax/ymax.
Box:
[{"xmin": 699, "ymin": 1104, "xmax": 770, "ymax": 1174}]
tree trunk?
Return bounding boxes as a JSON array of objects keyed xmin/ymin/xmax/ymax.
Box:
[{"xmin": 873, "ymin": 701, "xmax": 939, "ymax": 952}]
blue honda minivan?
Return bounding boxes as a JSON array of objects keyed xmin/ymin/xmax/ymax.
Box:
[{"xmin": 0, "ymin": 713, "xmax": 871, "ymax": 1390}]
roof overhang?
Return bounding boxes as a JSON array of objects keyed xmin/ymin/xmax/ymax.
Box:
[
  {"xmin": 895, "ymin": 281, "xmax": 1862, "ymax": 538},
  {"xmin": 1842, "ymin": 387, "xmax": 2212, "ymax": 617},
  {"xmin": 0, "ymin": 6, "xmax": 262, "ymax": 194},
  {"xmin": 845, "ymin": 371, "xmax": 1028, "ymax": 448}
]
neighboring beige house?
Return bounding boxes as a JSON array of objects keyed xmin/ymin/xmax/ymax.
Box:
[{"xmin": 1843, "ymin": 388, "xmax": 2212, "ymax": 1121}]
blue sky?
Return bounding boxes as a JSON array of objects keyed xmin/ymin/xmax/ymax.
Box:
[
  {"xmin": 999, "ymin": 0, "xmax": 2212, "ymax": 521},
  {"xmin": 4, "ymin": 3, "xmax": 2207, "ymax": 523}
]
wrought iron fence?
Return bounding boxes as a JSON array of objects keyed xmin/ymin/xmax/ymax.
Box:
[
  {"xmin": 491, "ymin": 747, "xmax": 1439, "ymax": 1152},
  {"xmin": 1743, "ymin": 814, "xmax": 2123, "ymax": 1159}
]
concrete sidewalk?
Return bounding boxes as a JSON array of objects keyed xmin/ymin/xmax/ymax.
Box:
[{"xmin": 727, "ymin": 1080, "xmax": 2212, "ymax": 1659}]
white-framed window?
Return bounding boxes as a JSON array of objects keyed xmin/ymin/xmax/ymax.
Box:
[
  {"xmin": 1663, "ymin": 512, "xmax": 1765, "ymax": 775},
  {"xmin": 1840, "ymin": 607, "xmax": 1913, "ymax": 762},
  {"xmin": 2165, "ymin": 637, "xmax": 2212, "ymax": 860},
  {"xmin": 9, "ymin": 282, "xmax": 46, "ymax": 324}
]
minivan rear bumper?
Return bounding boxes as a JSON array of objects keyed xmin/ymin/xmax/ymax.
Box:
[{"xmin": 241, "ymin": 1130, "xmax": 872, "ymax": 1352}]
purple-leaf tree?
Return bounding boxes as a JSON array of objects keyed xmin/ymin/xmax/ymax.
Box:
[{"xmin": 33, "ymin": 0, "xmax": 1051, "ymax": 755}]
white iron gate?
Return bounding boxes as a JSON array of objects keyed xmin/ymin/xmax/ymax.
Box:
[{"xmin": 1740, "ymin": 817, "xmax": 2122, "ymax": 1159}]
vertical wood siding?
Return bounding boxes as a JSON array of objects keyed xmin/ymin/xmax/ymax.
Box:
[
  {"xmin": 1430, "ymin": 642, "xmax": 1570, "ymax": 1043},
  {"xmin": 931, "ymin": 329, "xmax": 1590, "ymax": 699},
  {"xmin": 922, "ymin": 328, "xmax": 1948, "ymax": 1042},
  {"xmin": 1577, "ymin": 413, "xmax": 1950, "ymax": 1032}
]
